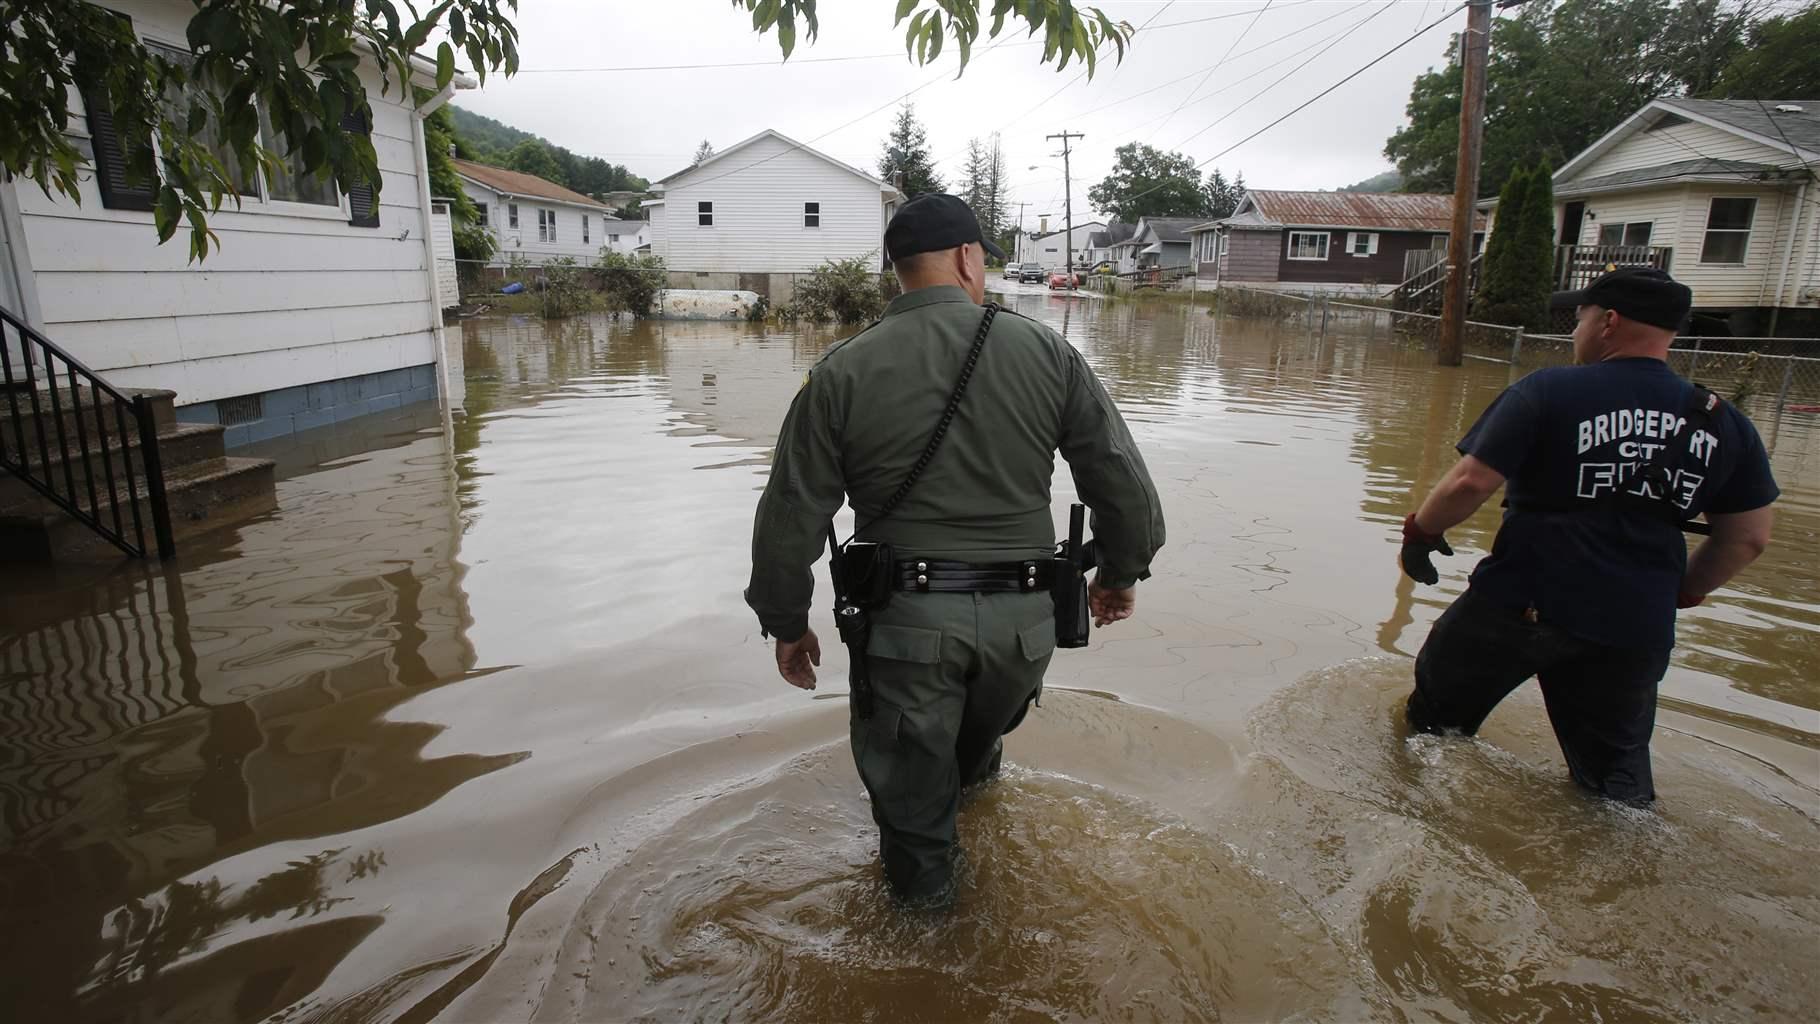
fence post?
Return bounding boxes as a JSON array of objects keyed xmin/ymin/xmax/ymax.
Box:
[
  {"xmin": 1689, "ymin": 337, "xmax": 1702, "ymax": 375},
  {"xmin": 1769, "ymin": 355, "xmax": 1795, "ymax": 452},
  {"xmin": 1511, "ymin": 328, "xmax": 1523, "ymax": 365},
  {"xmin": 133, "ymin": 394, "xmax": 176, "ymax": 560}
]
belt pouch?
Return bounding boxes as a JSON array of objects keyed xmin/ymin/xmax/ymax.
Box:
[{"xmin": 840, "ymin": 540, "xmax": 895, "ymax": 609}]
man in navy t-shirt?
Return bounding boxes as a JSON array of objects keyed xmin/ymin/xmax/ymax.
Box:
[{"xmin": 1397, "ymin": 268, "xmax": 1778, "ymax": 803}]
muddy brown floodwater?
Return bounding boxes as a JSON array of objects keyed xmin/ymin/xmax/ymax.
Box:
[{"xmin": 3, "ymin": 289, "xmax": 1817, "ymax": 1023}]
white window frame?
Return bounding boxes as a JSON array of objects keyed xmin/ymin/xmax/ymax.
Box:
[
  {"xmin": 1597, "ymin": 221, "xmax": 1654, "ymax": 247},
  {"xmin": 1698, "ymin": 197, "xmax": 1755, "ymax": 265},
  {"xmin": 804, "ymin": 201, "xmax": 820, "ymax": 228},
  {"xmin": 608, "ymin": 233, "xmax": 620, "ymax": 243},
  {"xmin": 548, "ymin": 209, "xmax": 557, "ymax": 243},
  {"xmin": 582, "ymin": 214, "xmax": 589, "ymax": 245},
  {"xmin": 1345, "ymin": 231, "xmax": 1379, "ymax": 257},
  {"xmin": 698, "ymin": 201, "xmax": 713, "ymax": 227},
  {"xmin": 509, "ymin": 203, "xmax": 519, "ymax": 229},
  {"xmin": 1217, "ymin": 233, "xmax": 1229, "ymax": 257},
  {"xmin": 475, "ymin": 201, "xmax": 489, "ymax": 225},
  {"xmin": 1287, "ymin": 231, "xmax": 1330, "ymax": 261},
  {"xmin": 537, "ymin": 208, "xmax": 549, "ymax": 242},
  {"xmin": 143, "ymin": 36, "xmax": 349, "ymax": 220}
]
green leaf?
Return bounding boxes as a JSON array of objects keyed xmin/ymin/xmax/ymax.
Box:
[
  {"xmin": 926, "ymin": 18, "xmax": 943, "ymax": 63},
  {"xmin": 449, "ymin": 7, "xmax": 466, "ymax": 45},
  {"xmin": 436, "ymin": 41, "xmax": 454, "ymax": 90},
  {"xmin": 155, "ymin": 187, "xmax": 180, "ymax": 243},
  {"xmin": 906, "ymin": 11, "xmax": 926, "ymax": 60},
  {"xmin": 778, "ymin": 11, "xmax": 796, "ymax": 58},
  {"xmin": 1028, "ymin": 2, "xmax": 1044, "ymax": 35},
  {"xmin": 895, "ymin": 0, "xmax": 918, "ymax": 24}
]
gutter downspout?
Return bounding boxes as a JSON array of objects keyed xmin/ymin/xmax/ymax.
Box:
[
  {"xmin": 413, "ymin": 80, "xmax": 459, "ymax": 429},
  {"xmin": 1769, "ymin": 178, "xmax": 1807, "ymax": 337}
]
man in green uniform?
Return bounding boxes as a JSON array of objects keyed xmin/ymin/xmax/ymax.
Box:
[{"xmin": 744, "ymin": 194, "xmax": 1165, "ymax": 906}]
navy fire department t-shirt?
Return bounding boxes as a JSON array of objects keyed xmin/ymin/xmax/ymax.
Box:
[{"xmin": 1458, "ymin": 357, "xmax": 1779, "ymax": 651}]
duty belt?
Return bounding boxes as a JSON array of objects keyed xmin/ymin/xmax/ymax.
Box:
[{"xmin": 894, "ymin": 558, "xmax": 1055, "ymax": 593}]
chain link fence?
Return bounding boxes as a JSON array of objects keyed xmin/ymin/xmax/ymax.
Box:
[
  {"xmin": 447, "ymin": 258, "xmax": 902, "ymax": 322},
  {"xmin": 1214, "ymin": 284, "xmax": 1820, "ymax": 460}
]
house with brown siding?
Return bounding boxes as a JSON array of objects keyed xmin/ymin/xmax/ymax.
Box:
[{"xmin": 1192, "ymin": 190, "xmax": 1483, "ymax": 298}]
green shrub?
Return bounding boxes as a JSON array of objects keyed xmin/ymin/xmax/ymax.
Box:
[
  {"xmin": 541, "ymin": 257, "xmax": 597, "ymax": 319},
  {"xmin": 596, "ymin": 250, "xmax": 667, "ymax": 318},
  {"xmin": 792, "ymin": 255, "xmax": 887, "ymax": 325}
]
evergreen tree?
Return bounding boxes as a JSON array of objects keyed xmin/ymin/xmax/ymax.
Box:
[
  {"xmin": 984, "ymin": 134, "xmax": 1010, "ymax": 253},
  {"xmin": 1205, "ymin": 167, "xmax": 1244, "ymax": 220},
  {"xmin": 1472, "ymin": 164, "xmax": 1531, "ymax": 323},
  {"xmin": 1511, "ymin": 165, "xmax": 1557, "ymax": 331},
  {"xmin": 961, "ymin": 137, "xmax": 990, "ymax": 219},
  {"xmin": 878, "ymin": 103, "xmax": 945, "ymax": 197},
  {"xmin": 693, "ymin": 139, "xmax": 715, "ymax": 166}
]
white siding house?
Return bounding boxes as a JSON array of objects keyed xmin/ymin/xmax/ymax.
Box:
[
  {"xmin": 643, "ymin": 129, "xmax": 902, "ymax": 295},
  {"xmin": 601, "ymin": 219, "xmax": 649, "ymax": 255},
  {"xmin": 0, "ymin": 0, "xmax": 464, "ymax": 445},
  {"xmin": 1027, "ymin": 221, "xmax": 1107, "ymax": 270},
  {"xmin": 1547, "ymin": 98, "xmax": 1819, "ymax": 334},
  {"xmin": 453, "ymin": 159, "xmax": 615, "ymax": 267}
]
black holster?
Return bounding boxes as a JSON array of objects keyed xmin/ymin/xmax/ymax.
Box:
[
  {"xmin": 830, "ymin": 536, "xmax": 895, "ymax": 720},
  {"xmin": 1052, "ymin": 503, "xmax": 1098, "ymax": 649}
]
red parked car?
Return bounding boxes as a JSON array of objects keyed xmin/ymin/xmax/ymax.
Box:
[{"xmin": 1047, "ymin": 270, "xmax": 1079, "ymax": 290}]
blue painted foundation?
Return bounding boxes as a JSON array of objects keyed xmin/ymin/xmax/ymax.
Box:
[{"xmin": 175, "ymin": 364, "xmax": 441, "ymax": 448}]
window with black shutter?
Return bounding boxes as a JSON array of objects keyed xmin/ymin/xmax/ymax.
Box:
[
  {"xmin": 341, "ymin": 108, "xmax": 379, "ymax": 227},
  {"xmin": 78, "ymin": 80, "xmax": 157, "ymax": 212}
]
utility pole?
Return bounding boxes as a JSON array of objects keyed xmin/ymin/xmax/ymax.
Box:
[
  {"xmin": 1048, "ymin": 130, "xmax": 1084, "ymax": 286},
  {"xmin": 1014, "ymin": 200, "xmax": 1029, "ymax": 262},
  {"xmin": 1437, "ymin": 0, "xmax": 1493, "ymax": 367}
]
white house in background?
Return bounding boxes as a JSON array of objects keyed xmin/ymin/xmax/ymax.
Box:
[
  {"xmin": 454, "ymin": 159, "xmax": 619, "ymax": 267},
  {"xmin": 601, "ymin": 218, "xmax": 650, "ymax": 255},
  {"xmin": 1025, "ymin": 220, "xmax": 1106, "ymax": 270},
  {"xmin": 643, "ymin": 129, "xmax": 903, "ymax": 297},
  {"xmin": 0, "ymin": 0, "xmax": 467, "ymax": 447},
  {"xmin": 1537, "ymin": 97, "xmax": 1819, "ymax": 335}
]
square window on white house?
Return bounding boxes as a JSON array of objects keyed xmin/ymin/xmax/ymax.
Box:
[
  {"xmin": 1287, "ymin": 231, "xmax": 1330, "ymax": 260},
  {"xmin": 1598, "ymin": 221, "xmax": 1654, "ymax": 247},
  {"xmin": 805, "ymin": 202, "xmax": 820, "ymax": 228},
  {"xmin": 257, "ymin": 104, "xmax": 337, "ymax": 207},
  {"xmin": 1346, "ymin": 232, "xmax": 1379, "ymax": 257},
  {"xmin": 145, "ymin": 42, "xmax": 260, "ymax": 197},
  {"xmin": 609, "ymin": 233, "xmax": 620, "ymax": 242},
  {"xmin": 476, "ymin": 202, "xmax": 489, "ymax": 225},
  {"xmin": 583, "ymin": 215, "xmax": 590, "ymax": 245},
  {"xmin": 1699, "ymin": 198, "xmax": 1755, "ymax": 264},
  {"xmin": 509, "ymin": 203, "xmax": 519, "ymax": 228},
  {"xmin": 699, "ymin": 201, "xmax": 713, "ymax": 226}
]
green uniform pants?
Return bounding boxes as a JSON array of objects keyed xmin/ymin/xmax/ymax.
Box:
[{"xmin": 850, "ymin": 590, "xmax": 1056, "ymax": 900}]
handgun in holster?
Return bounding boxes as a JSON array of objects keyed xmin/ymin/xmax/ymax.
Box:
[
  {"xmin": 828, "ymin": 532, "xmax": 894, "ymax": 720},
  {"xmin": 1053, "ymin": 503, "xmax": 1098, "ymax": 649}
]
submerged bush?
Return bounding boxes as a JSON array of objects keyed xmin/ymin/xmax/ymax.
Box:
[
  {"xmin": 792, "ymin": 255, "xmax": 887, "ymax": 325},
  {"xmin": 596, "ymin": 250, "xmax": 667, "ymax": 318}
]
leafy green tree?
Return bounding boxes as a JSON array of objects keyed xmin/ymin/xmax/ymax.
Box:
[
  {"xmin": 423, "ymin": 106, "xmax": 494, "ymax": 263},
  {"xmin": 507, "ymin": 139, "xmax": 565, "ymax": 183},
  {"xmin": 737, "ymin": 0, "xmax": 1133, "ymax": 77},
  {"xmin": 1342, "ymin": 170, "xmax": 1403, "ymax": 193},
  {"xmin": 879, "ymin": 103, "xmax": 946, "ymax": 197},
  {"xmin": 1088, "ymin": 143, "xmax": 1211, "ymax": 223},
  {"xmin": 595, "ymin": 251, "xmax": 667, "ymax": 318},
  {"xmin": 2, "ymin": 0, "xmax": 519, "ymax": 261},
  {"xmin": 1709, "ymin": 5, "xmax": 1820, "ymax": 98},
  {"xmin": 1385, "ymin": 0, "xmax": 1756, "ymax": 197}
]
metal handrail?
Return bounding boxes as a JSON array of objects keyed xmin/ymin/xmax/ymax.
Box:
[{"xmin": 0, "ymin": 304, "xmax": 174, "ymax": 559}]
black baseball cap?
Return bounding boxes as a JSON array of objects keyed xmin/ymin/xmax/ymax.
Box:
[
  {"xmin": 885, "ymin": 193, "xmax": 1007, "ymax": 263},
  {"xmin": 1550, "ymin": 267, "xmax": 1692, "ymax": 331}
]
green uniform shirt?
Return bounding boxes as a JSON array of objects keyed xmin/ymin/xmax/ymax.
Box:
[{"xmin": 744, "ymin": 284, "xmax": 1165, "ymax": 642}]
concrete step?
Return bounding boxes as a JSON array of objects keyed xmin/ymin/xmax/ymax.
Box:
[
  {"xmin": 0, "ymin": 385, "xmax": 175, "ymax": 454},
  {"xmin": 0, "ymin": 455, "xmax": 276, "ymax": 563},
  {"xmin": 0, "ymin": 422, "xmax": 225, "ymax": 509}
]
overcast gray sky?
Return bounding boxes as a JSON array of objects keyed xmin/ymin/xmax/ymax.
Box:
[{"xmin": 450, "ymin": 0, "xmax": 1475, "ymax": 229}]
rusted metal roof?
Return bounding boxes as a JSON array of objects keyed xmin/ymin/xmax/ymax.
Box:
[
  {"xmin": 1244, "ymin": 190, "xmax": 1484, "ymax": 232},
  {"xmin": 452, "ymin": 159, "xmax": 611, "ymax": 208}
]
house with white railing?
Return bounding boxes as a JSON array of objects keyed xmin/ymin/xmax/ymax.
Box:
[{"xmin": 1540, "ymin": 97, "xmax": 1819, "ymax": 336}]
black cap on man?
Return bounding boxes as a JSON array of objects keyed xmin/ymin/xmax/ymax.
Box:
[
  {"xmin": 885, "ymin": 193, "xmax": 1006, "ymax": 264},
  {"xmin": 1551, "ymin": 267, "xmax": 1693, "ymax": 331}
]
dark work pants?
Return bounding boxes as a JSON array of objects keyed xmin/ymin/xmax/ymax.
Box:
[
  {"xmin": 1408, "ymin": 588, "xmax": 1672, "ymax": 804},
  {"xmin": 851, "ymin": 590, "xmax": 1055, "ymax": 902}
]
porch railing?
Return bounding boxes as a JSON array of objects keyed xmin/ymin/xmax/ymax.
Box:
[
  {"xmin": 1, "ymin": 304, "xmax": 175, "ymax": 559},
  {"xmin": 1554, "ymin": 244, "xmax": 1673, "ymax": 291}
]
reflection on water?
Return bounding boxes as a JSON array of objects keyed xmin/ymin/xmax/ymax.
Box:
[{"xmin": 2, "ymin": 299, "xmax": 1815, "ymax": 1021}]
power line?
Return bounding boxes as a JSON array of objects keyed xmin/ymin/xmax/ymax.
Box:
[
  {"xmin": 1171, "ymin": 0, "xmax": 1395, "ymax": 150},
  {"xmin": 1116, "ymin": 2, "xmax": 1468, "ymax": 212},
  {"xmin": 1148, "ymin": 0, "xmax": 1276, "ymax": 141}
]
